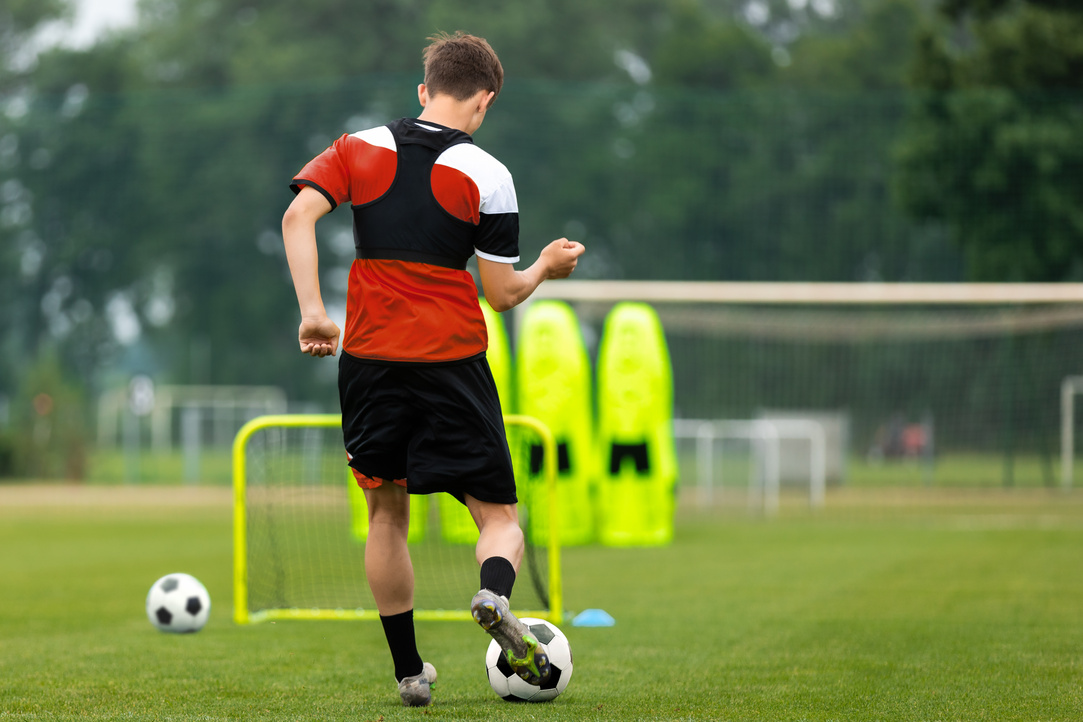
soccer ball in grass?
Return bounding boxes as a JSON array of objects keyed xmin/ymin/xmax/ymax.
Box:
[
  {"xmin": 145, "ymin": 573, "xmax": 210, "ymax": 633},
  {"xmin": 485, "ymin": 618, "xmax": 573, "ymax": 702}
]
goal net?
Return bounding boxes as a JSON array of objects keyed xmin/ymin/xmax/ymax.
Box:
[
  {"xmin": 232, "ymin": 414, "xmax": 561, "ymax": 624},
  {"xmin": 528, "ymin": 281, "xmax": 1083, "ymax": 495}
]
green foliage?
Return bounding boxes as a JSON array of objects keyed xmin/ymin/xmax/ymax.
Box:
[
  {"xmin": 0, "ymin": 0, "xmax": 70, "ymax": 79},
  {"xmin": 783, "ymin": 0, "xmax": 924, "ymax": 90},
  {"xmin": 940, "ymin": 0, "xmax": 1079, "ymax": 20},
  {"xmin": 653, "ymin": 1, "xmax": 776, "ymax": 88},
  {"xmin": 896, "ymin": 0, "xmax": 1083, "ymax": 280},
  {"xmin": 5, "ymin": 0, "xmax": 1074, "ymax": 417},
  {"xmin": 1, "ymin": 351, "xmax": 89, "ymax": 479},
  {"xmin": 428, "ymin": 0, "xmax": 666, "ymax": 83}
]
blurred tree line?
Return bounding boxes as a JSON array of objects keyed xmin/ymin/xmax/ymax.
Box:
[{"xmin": 1, "ymin": 0, "xmax": 1081, "ymax": 477}]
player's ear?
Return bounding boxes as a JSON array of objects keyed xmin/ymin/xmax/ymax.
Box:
[
  {"xmin": 418, "ymin": 84, "xmax": 429, "ymax": 107},
  {"xmin": 479, "ymin": 90, "xmax": 496, "ymax": 111}
]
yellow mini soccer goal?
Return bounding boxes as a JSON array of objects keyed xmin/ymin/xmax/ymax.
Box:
[{"xmin": 232, "ymin": 414, "xmax": 562, "ymax": 625}]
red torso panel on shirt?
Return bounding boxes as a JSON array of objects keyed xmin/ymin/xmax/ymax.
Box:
[{"xmin": 291, "ymin": 118, "xmax": 520, "ymax": 364}]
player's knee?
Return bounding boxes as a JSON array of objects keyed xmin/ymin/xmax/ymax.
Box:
[
  {"xmin": 469, "ymin": 499, "xmax": 519, "ymax": 530},
  {"xmin": 368, "ymin": 506, "xmax": 409, "ymax": 528}
]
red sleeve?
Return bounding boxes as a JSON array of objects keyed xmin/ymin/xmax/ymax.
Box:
[{"xmin": 290, "ymin": 134, "xmax": 352, "ymax": 210}]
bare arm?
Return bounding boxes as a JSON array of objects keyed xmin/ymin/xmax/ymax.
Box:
[
  {"xmin": 477, "ymin": 238, "xmax": 585, "ymax": 312},
  {"xmin": 281, "ymin": 186, "xmax": 340, "ymax": 357}
]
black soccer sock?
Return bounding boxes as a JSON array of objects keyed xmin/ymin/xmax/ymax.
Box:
[
  {"xmin": 480, "ymin": 556, "xmax": 517, "ymax": 601},
  {"xmin": 379, "ymin": 610, "xmax": 424, "ymax": 682}
]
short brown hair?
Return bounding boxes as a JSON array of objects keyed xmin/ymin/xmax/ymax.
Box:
[{"xmin": 423, "ymin": 31, "xmax": 504, "ymax": 105}]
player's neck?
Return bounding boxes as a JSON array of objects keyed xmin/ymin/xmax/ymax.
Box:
[
  {"xmin": 417, "ymin": 103, "xmax": 476, "ymax": 134},
  {"xmin": 417, "ymin": 86, "xmax": 490, "ymax": 135}
]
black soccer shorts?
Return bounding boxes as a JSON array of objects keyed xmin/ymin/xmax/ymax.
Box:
[{"xmin": 338, "ymin": 351, "xmax": 517, "ymax": 505}]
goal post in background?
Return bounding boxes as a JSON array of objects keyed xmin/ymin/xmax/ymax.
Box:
[
  {"xmin": 531, "ymin": 281, "xmax": 1083, "ymax": 306},
  {"xmin": 232, "ymin": 413, "xmax": 561, "ymax": 625},
  {"xmin": 1061, "ymin": 377, "xmax": 1083, "ymax": 491},
  {"xmin": 529, "ymin": 281, "xmax": 1083, "ymax": 493}
]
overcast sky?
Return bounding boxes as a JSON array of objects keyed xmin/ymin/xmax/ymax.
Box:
[{"xmin": 60, "ymin": 0, "xmax": 138, "ymax": 48}]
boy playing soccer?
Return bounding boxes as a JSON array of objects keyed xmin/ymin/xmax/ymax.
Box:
[{"xmin": 281, "ymin": 31, "xmax": 585, "ymax": 706}]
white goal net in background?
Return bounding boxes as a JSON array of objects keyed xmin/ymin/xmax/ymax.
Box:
[
  {"xmin": 530, "ymin": 281, "xmax": 1083, "ymax": 497},
  {"xmin": 96, "ymin": 383, "xmax": 288, "ymax": 484}
]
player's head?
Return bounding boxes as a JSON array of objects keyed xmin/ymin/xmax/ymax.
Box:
[{"xmin": 422, "ymin": 32, "xmax": 503, "ymax": 108}]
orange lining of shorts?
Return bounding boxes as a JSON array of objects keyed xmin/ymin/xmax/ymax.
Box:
[{"xmin": 351, "ymin": 468, "xmax": 407, "ymax": 489}]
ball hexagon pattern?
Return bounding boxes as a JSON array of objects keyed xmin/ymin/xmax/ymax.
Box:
[{"xmin": 485, "ymin": 617, "xmax": 573, "ymax": 702}]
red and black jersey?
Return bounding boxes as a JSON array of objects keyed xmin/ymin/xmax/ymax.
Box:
[{"xmin": 291, "ymin": 118, "xmax": 519, "ymax": 364}]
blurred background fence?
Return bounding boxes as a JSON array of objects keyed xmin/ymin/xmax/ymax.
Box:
[{"xmin": 2, "ymin": 0, "xmax": 1082, "ymax": 491}]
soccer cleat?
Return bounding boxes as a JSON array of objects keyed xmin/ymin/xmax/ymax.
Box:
[
  {"xmin": 397, "ymin": 662, "xmax": 437, "ymax": 707},
  {"xmin": 471, "ymin": 589, "xmax": 551, "ymax": 686}
]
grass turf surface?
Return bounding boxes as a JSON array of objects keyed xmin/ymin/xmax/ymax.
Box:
[{"xmin": 1, "ymin": 485, "xmax": 1082, "ymax": 720}]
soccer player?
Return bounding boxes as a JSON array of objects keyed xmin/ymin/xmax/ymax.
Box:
[{"xmin": 280, "ymin": 31, "xmax": 585, "ymax": 707}]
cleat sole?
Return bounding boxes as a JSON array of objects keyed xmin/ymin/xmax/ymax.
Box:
[{"xmin": 472, "ymin": 591, "xmax": 552, "ymax": 685}]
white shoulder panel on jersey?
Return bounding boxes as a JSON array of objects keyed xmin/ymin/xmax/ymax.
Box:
[
  {"xmin": 350, "ymin": 125, "xmax": 396, "ymax": 152},
  {"xmin": 434, "ymin": 144, "xmax": 518, "ymax": 215}
]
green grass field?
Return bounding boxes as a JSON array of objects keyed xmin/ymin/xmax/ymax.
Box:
[{"xmin": 2, "ymin": 484, "xmax": 1083, "ymax": 721}]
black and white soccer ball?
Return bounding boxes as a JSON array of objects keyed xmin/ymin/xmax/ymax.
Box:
[
  {"xmin": 485, "ymin": 617, "xmax": 573, "ymax": 702},
  {"xmin": 145, "ymin": 573, "xmax": 210, "ymax": 633}
]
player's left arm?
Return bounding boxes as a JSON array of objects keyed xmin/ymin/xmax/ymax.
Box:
[
  {"xmin": 478, "ymin": 238, "xmax": 585, "ymax": 312},
  {"xmin": 472, "ymin": 153, "xmax": 583, "ymax": 311},
  {"xmin": 282, "ymin": 186, "xmax": 340, "ymax": 357}
]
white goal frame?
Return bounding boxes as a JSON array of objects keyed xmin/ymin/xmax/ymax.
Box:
[
  {"xmin": 529, "ymin": 280, "xmax": 1083, "ymax": 497},
  {"xmin": 1061, "ymin": 377, "xmax": 1083, "ymax": 490},
  {"xmin": 97, "ymin": 383, "xmax": 288, "ymax": 450},
  {"xmin": 673, "ymin": 418, "xmax": 827, "ymax": 515},
  {"xmin": 530, "ymin": 281, "xmax": 1083, "ymax": 306}
]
